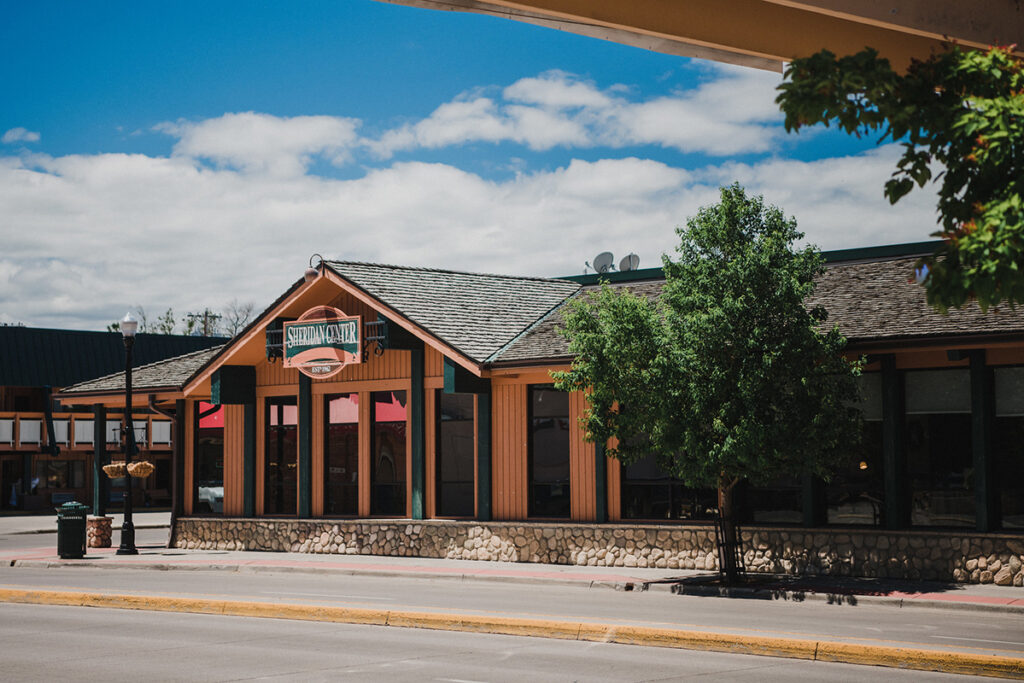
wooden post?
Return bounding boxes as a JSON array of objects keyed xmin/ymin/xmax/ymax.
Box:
[
  {"xmin": 882, "ymin": 355, "xmax": 909, "ymax": 529},
  {"xmin": 298, "ymin": 374, "xmax": 312, "ymax": 518},
  {"xmin": 970, "ymin": 350, "xmax": 998, "ymax": 532},
  {"xmin": 92, "ymin": 405, "xmax": 107, "ymax": 517}
]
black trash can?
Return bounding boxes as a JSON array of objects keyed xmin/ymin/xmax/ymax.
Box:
[{"xmin": 56, "ymin": 501, "xmax": 89, "ymax": 559}]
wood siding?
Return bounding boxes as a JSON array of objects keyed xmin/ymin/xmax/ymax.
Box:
[
  {"xmin": 222, "ymin": 404, "xmax": 245, "ymax": 517},
  {"xmin": 569, "ymin": 390, "xmax": 596, "ymax": 521},
  {"xmin": 491, "ymin": 383, "xmax": 527, "ymax": 520}
]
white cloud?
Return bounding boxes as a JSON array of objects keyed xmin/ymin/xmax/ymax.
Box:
[
  {"xmin": 2, "ymin": 127, "xmax": 41, "ymax": 144},
  {"xmin": 155, "ymin": 112, "xmax": 360, "ymax": 177},
  {"xmin": 0, "ymin": 141, "xmax": 938, "ymax": 331},
  {"xmin": 368, "ymin": 66, "xmax": 784, "ymax": 158}
]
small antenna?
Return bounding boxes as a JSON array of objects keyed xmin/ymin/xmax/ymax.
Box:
[
  {"xmin": 619, "ymin": 253, "xmax": 640, "ymax": 272},
  {"xmin": 593, "ymin": 251, "xmax": 615, "ymax": 274}
]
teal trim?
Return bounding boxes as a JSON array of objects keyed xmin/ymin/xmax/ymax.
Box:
[
  {"xmin": 243, "ymin": 402, "xmax": 255, "ymax": 517},
  {"xmin": 594, "ymin": 441, "xmax": 607, "ymax": 523},
  {"xmin": 882, "ymin": 355, "xmax": 909, "ymax": 529},
  {"xmin": 92, "ymin": 405, "xmax": 107, "ymax": 517},
  {"xmin": 411, "ymin": 347, "xmax": 425, "ymax": 520},
  {"xmin": 970, "ymin": 351, "xmax": 999, "ymax": 531},
  {"xmin": 443, "ymin": 357, "xmax": 491, "ymax": 394},
  {"xmin": 476, "ymin": 392, "xmax": 492, "ymax": 521},
  {"xmin": 298, "ymin": 374, "xmax": 312, "ymax": 518},
  {"xmin": 211, "ymin": 366, "xmax": 256, "ymax": 405}
]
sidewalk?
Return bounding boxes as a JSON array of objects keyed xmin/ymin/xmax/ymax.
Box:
[
  {"xmin": 1, "ymin": 513, "xmax": 1021, "ymax": 613},
  {"xmin": 0, "ymin": 510, "xmax": 171, "ymax": 535}
]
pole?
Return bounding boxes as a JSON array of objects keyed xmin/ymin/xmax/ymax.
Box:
[{"xmin": 117, "ymin": 337, "xmax": 138, "ymax": 555}]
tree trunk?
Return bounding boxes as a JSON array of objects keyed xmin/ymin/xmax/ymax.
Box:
[{"xmin": 717, "ymin": 477, "xmax": 740, "ymax": 584}]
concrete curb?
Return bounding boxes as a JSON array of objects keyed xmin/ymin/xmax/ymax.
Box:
[
  {"xmin": 0, "ymin": 588, "xmax": 1021, "ymax": 679},
  {"xmin": 652, "ymin": 581, "xmax": 1024, "ymax": 615},
  {"xmin": 7, "ymin": 559, "xmax": 637, "ymax": 591}
]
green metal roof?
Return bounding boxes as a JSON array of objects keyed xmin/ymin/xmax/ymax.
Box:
[
  {"xmin": 0, "ymin": 326, "xmax": 227, "ymax": 389},
  {"xmin": 560, "ymin": 241, "xmax": 943, "ymax": 286}
]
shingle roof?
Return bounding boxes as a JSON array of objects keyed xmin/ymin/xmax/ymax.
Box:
[
  {"xmin": 807, "ymin": 256, "xmax": 1024, "ymax": 342},
  {"xmin": 61, "ymin": 345, "xmax": 225, "ymax": 395},
  {"xmin": 493, "ymin": 257, "xmax": 1024, "ymax": 363},
  {"xmin": 325, "ymin": 261, "xmax": 581, "ymax": 363},
  {"xmin": 0, "ymin": 327, "xmax": 226, "ymax": 388}
]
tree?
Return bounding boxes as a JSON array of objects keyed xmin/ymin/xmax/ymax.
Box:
[
  {"xmin": 222, "ymin": 299, "xmax": 256, "ymax": 336},
  {"xmin": 553, "ymin": 184, "xmax": 862, "ymax": 582},
  {"xmin": 776, "ymin": 45, "xmax": 1024, "ymax": 312},
  {"xmin": 154, "ymin": 307, "xmax": 176, "ymax": 335}
]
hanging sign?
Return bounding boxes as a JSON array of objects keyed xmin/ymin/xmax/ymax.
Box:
[{"xmin": 283, "ymin": 306, "xmax": 362, "ymax": 379}]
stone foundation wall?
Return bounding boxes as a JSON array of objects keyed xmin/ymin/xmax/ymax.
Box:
[{"xmin": 175, "ymin": 518, "xmax": 1024, "ymax": 586}]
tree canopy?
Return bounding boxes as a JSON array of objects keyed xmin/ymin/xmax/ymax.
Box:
[
  {"xmin": 776, "ymin": 45, "xmax": 1024, "ymax": 312},
  {"xmin": 553, "ymin": 183, "xmax": 862, "ymax": 497}
]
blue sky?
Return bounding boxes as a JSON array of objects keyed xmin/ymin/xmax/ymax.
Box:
[{"xmin": 1, "ymin": 1, "xmax": 937, "ymax": 330}]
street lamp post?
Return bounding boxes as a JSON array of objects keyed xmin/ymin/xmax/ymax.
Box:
[{"xmin": 117, "ymin": 312, "xmax": 139, "ymax": 555}]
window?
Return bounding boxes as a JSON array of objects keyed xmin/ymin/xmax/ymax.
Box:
[
  {"xmin": 826, "ymin": 372, "xmax": 885, "ymax": 526},
  {"xmin": 33, "ymin": 460, "xmax": 85, "ymax": 489},
  {"xmin": 995, "ymin": 367, "xmax": 1024, "ymax": 529},
  {"xmin": 436, "ymin": 392, "xmax": 475, "ymax": 517},
  {"xmin": 325, "ymin": 393, "xmax": 359, "ymax": 516},
  {"xmin": 371, "ymin": 391, "xmax": 406, "ymax": 516},
  {"xmin": 622, "ymin": 452, "xmax": 716, "ymax": 521},
  {"xmin": 906, "ymin": 369, "xmax": 974, "ymax": 527},
  {"xmin": 744, "ymin": 477, "xmax": 803, "ymax": 524},
  {"xmin": 264, "ymin": 397, "xmax": 298, "ymax": 515},
  {"xmin": 195, "ymin": 402, "xmax": 223, "ymax": 514},
  {"xmin": 529, "ymin": 386, "xmax": 570, "ymax": 518}
]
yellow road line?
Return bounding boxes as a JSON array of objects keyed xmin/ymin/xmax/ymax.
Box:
[{"xmin": 0, "ymin": 588, "xmax": 1021, "ymax": 679}]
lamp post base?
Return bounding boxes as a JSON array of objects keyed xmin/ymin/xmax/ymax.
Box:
[{"xmin": 116, "ymin": 520, "xmax": 138, "ymax": 555}]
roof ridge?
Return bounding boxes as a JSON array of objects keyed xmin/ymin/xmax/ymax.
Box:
[{"xmin": 326, "ymin": 260, "xmax": 579, "ymax": 286}]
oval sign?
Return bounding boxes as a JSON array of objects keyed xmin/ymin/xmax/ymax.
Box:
[{"xmin": 282, "ymin": 306, "xmax": 362, "ymax": 379}]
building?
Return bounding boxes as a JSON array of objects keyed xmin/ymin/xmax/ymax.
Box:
[
  {"xmin": 58, "ymin": 243, "xmax": 1024, "ymax": 585},
  {"xmin": 0, "ymin": 326, "xmax": 224, "ymax": 512}
]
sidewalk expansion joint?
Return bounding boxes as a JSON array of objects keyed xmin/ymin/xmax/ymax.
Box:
[{"xmin": 0, "ymin": 588, "xmax": 1020, "ymax": 679}]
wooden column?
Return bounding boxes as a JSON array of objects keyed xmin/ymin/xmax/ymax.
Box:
[
  {"xmin": 410, "ymin": 347, "xmax": 425, "ymax": 520},
  {"xmin": 477, "ymin": 392, "xmax": 492, "ymax": 522},
  {"xmin": 92, "ymin": 405, "xmax": 108, "ymax": 517},
  {"xmin": 882, "ymin": 355, "xmax": 909, "ymax": 529},
  {"xmin": 594, "ymin": 441, "xmax": 608, "ymax": 523},
  {"xmin": 298, "ymin": 374, "xmax": 312, "ymax": 518},
  {"xmin": 971, "ymin": 350, "xmax": 998, "ymax": 532},
  {"xmin": 172, "ymin": 399, "xmax": 185, "ymax": 519}
]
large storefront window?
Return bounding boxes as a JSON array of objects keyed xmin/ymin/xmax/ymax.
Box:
[
  {"xmin": 622, "ymin": 452, "xmax": 716, "ymax": 521},
  {"xmin": 906, "ymin": 369, "xmax": 974, "ymax": 527},
  {"xmin": 325, "ymin": 393, "xmax": 359, "ymax": 516},
  {"xmin": 436, "ymin": 392, "xmax": 474, "ymax": 517},
  {"xmin": 826, "ymin": 372, "xmax": 885, "ymax": 526},
  {"xmin": 265, "ymin": 397, "xmax": 297, "ymax": 516},
  {"xmin": 195, "ymin": 402, "xmax": 223, "ymax": 514},
  {"xmin": 995, "ymin": 367, "xmax": 1024, "ymax": 529},
  {"xmin": 745, "ymin": 477, "xmax": 803, "ymax": 524},
  {"xmin": 528, "ymin": 385, "xmax": 570, "ymax": 518},
  {"xmin": 34, "ymin": 460, "xmax": 85, "ymax": 490},
  {"xmin": 371, "ymin": 391, "xmax": 406, "ymax": 516}
]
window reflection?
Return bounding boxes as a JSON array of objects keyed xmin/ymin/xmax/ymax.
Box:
[
  {"xmin": 325, "ymin": 393, "xmax": 358, "ymax": 516},
  {"xmin": 371, "ymin": 391, "xmax": 406, "ymax": 516},
  {"xmin": 436, "ymin": 392, "xmax": 474, "ymax": 517},
  {"xmin": 529, "ymin": 386, "xmax": 570, "ymax": 518},
  {"xmin": 196, "ymin": 402, "xmax": 223, "ymax": 514},
  {"xmin": 265, "ymin": 397, "xmax": 297, "ymax": 516},
  {"xmin": 995, "ymin": 367, "xmax": 1024, "ymax": 529},
  {"xmin": 826, "ymin": 373, "xmax": 884, "ymax": 526}
]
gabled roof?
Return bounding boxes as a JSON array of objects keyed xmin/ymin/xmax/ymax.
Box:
[
  {"xmin": 325, "ymin": 261, "xmax": 581, "ymax": 363},
  {"xmin": 492, "ymin": 255, "xmax": 1024, "ymax": 363},
  {"xmin": 61, "ymin": 345, "xmax": 225, "ymax": 396},
  {"xmin": 0, "ymin": 326, "xmax": 226, "ymax": 388}
]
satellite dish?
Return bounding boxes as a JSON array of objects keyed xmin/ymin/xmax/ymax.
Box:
[
  {"xmin": 593, "ymin": 251, "xmax": 614, "ymax": 274},
  {"xmin": 619, "ymin": 253, "xmax": 640, "ymax": 272}
]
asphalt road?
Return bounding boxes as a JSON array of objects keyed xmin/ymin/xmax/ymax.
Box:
[
  {"xmin": 0, "ymin": 602, "xmax": 978, "ymax": 682},
  {"xmin": 0, "ymin": 563, "xmax": 1021, "ymax": 659}
]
